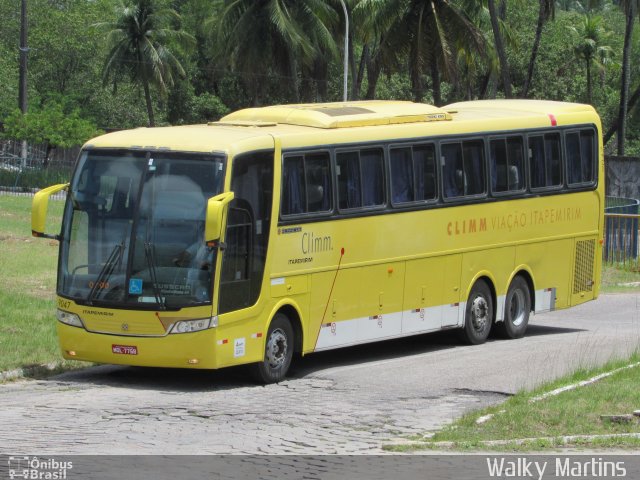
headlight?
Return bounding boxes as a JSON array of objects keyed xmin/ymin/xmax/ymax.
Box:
[
  {"xmin": 56, "ymin": 309, "xmax": 84, "ymax": 328},
  {"xmin": 170, "ymin": 316, "xmax": 217, "ymax": 334}
]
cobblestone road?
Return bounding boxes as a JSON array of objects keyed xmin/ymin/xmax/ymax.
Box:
[{"xmin": 0, "ymin": 366, "xmax": 503, "ymax": 454}]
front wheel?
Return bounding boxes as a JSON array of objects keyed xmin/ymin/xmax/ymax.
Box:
[
  {"xmin": 251, "ymin": 313, "xmax": 294, "ymax": 384},
  {"xmin": 459, "ymin": 280, "xmax": 493, "ymax": 345},
  {"xmin": 496, "ymin": 276, "xmax": 531, "ymax": 339}
]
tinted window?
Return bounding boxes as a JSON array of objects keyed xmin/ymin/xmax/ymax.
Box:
[
  {"xmin": 282, "ymin": 152, "xmax": 331, "ymax": 215},
  {"xmin": 442, "ymin": 140, "xmax": 485, "ymax": 199},
  {"xmin": 567, "ymin": 129, "xmax": 595, "ymax": 185},
  {"xmin": 337, "ymin": 148, "xmax": 385, "ymax": 210},
  {"xmin": 530, "ymin": 133, "xmax": 562, "ymax": 189},
  {"xmin": 490, "ymin": 136, "xmax": 525, "ymax": 193},
  {"xmin": 390, "ymin": 144, "xmax": 437, "ymax": 204}
]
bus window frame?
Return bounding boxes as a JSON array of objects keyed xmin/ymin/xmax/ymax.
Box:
[
  {"xmin": 528, "ymin": 132, "xmax": 564, "ymax": 194},
  {"xmin": 388, "ymin": 141, "xmax": 439, "ymax": 208},
  {"xmin": 488, "ymin": 134, "xmax": 527, "ymax": 198},
  {"xmin": 565, "ymin": 127, "xmax": 597, "ymax": 190},
  {"xmin": 439, "ymin": 137, "xmax": 488, "ymax": 204},
  {"xmin": 275, "ymin": 123, "xmax": 600, "ymax": 227},
  {"xmin": 334, "ymin": 145, "xmax": 387, "ymax": 214},
  {"xmin": 280, "ymin": 149, "xmax": 334, "ymax": 221}
]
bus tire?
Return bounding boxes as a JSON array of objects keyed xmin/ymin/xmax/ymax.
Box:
[
  {"xmin": 497, "ymin": 276, "xmax": 530, "ymax": 339},
  {"xmin": 252, "ymin": 313, "xmax": 294, "ymax": 384},
  {"xmin": 460, "ymin": 280, "xmax": 493, "ymax": 345}
]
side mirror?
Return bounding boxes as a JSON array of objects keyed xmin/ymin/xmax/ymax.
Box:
[
  {"xmin": 205, "ymin": 192, "xmax": 235, "ymax": 243},
  {"xmin": 31, "ymin": 183, "xmax": 69, "ymax": 239}
]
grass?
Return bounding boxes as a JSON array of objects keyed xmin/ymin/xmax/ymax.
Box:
[
  {"xmin": 384, "ymin": 353, "xmax": 640, "ymax": 452},
  {"xmin": 0, "ymin": 194, "xmax": 85, "ymax": 373},
  {"xmin": 601, "ymin": 264, "xmax": 640, "ymax": 293}
]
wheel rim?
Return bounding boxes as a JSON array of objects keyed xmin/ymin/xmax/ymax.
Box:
[
  {"xmin": 509, "ymin": 289, "xmax": 526, "ymax": 327},
  {"xmin": 266, "ymin": 328, "xmax": 288, "ymax": 369},
  {"xmin": 471, "ymin": 295, "xmax": 489, "ymax": 332}
]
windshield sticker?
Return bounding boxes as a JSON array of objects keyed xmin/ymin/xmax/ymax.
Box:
[{"xmin": 129, "ymin": 278, "xmax": 143, "ymax": 295}]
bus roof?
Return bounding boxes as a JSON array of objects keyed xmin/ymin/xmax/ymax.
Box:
[
  {"xmin": 85, "ymin": 100, "xmax": 599, "ymax": 154},
  {"xmin": 219, "ymin": 101, "xmax": 452, "ymax": 128}
]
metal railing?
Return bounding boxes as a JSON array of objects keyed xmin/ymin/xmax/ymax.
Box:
[
  {"xmin": 604, "ymin": 196, "xmax": 640, "ymax": 269},
  {"xmin": 0, "ymin": 139, "xmax": 77, "ymax": 192}
]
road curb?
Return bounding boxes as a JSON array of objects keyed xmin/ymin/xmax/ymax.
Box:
[{"xmin": 0, "ymin": 362, "xmax": 64, "ymax": 382}]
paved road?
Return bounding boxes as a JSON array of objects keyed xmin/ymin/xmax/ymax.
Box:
[{"xmin": 1, "ymin": 293, "xmax": 638, "ymax": 455}]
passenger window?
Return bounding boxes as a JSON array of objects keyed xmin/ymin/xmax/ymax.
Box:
[
  {"xmin": 391, "ymin": 148, "xmax": 413, "ymax": 203},
  {"xmin": 390, "ymin": 144, "xmax": 436, "ymax": 204},
  {"xmin": 442, "ymin": 143, "xmax": 463, "ymax": 198},
  {"xmin": 337, "ymin": 151, "xmax": 361, "ymax": 209},
  {"xmin": 567, "ymin": 130, "xmax": 595, "ymax": 186},
  {"xmin": 530, "ymin": 133, "xmax": 562, "ymax": 189},
  {"xmin": 282, "ymin": 156, "xmax": 305, "ymax": 215},
  {"xmin": 281, "ymin": 152, "xmax": 331, "ymax": 215},
  {"xmin": 442, "ymin": 140, "xmax": 485, "ymax": 199},
  {"xmin": 337, "ymin": 148, "xmax": 385, "ymax": 210},
  {"xmin": 361, "ymin": 149, "xmax": 384, "ymax": 206},
  {"xmin": 490, "ymin": 137, "xmax": 524, "ymax": 193}
]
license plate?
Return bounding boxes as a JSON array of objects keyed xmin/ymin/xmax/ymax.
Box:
[{"xmin": 112, "ymin": 344, "xmax": 138, "ymax": 355}]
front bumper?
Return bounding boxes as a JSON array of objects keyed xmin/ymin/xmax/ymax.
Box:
[{"xmin": 57, "ymin": 323, "xmax": 220, "ymax": 369}]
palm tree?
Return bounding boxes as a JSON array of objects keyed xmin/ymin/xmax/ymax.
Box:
[
  {"xmin": 97, "ymin": 0, "xmax": 195, "ymax": 127},
  {"xmin": 356, "ymin": 0, "xmax": 486, "ymax": 105},
  {"xmin": 214, "ymin": 0, "xmax": 338, "ymax": 105},
  {"xmin": 617, "ymin": 0, "xmax": 638, "ymax": 155},
  {"xmin": 487, "ymin": 0, "xmax": 512, "ymax": 98},
  {"xmin": 570, "ymin": 14, "xmax": 613, "ymax": 105},
  {"xmin": 522, "ymin": 0, "xmax": 555, "ymax": 98}
]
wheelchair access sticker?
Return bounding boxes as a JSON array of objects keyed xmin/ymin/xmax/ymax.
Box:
[{"xmin": 129, "ymin": 278, "xmax": 143, "ymax": 295}]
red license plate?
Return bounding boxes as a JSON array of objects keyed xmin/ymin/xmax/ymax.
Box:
[{"xmin": 112, "ymin": 344, "xmax": 138, "ymax": 355}]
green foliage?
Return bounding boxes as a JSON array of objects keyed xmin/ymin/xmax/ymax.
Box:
[
  {"xmin": 0, "ymin": 44, "xmax": 18, "ymax": 119},
  {"xmin": 569, "ymin": 13, "xmax": 615, "ymax": 103},
  {"xmin": 0, "ymin": 0, "xmax": 639, "ymax": 151},
  {"xmin": 96, "ymin": 0, "xmax": 195, "ymax": 126},
  {"xmin": 214, "ymin": 0, "xmax": 339, "ymax": 104},
  {"xmin": 166, "ymin": 79, "xmax": 229, "ymax": 124},
  {"xmin": 2, "ymin": 104, "xmax": 101, "ymax": 148}
]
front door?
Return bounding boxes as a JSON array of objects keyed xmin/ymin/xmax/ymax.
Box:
[{"xmin": 218, "ymin": 152, "xmax": 274, "ymax": 314}]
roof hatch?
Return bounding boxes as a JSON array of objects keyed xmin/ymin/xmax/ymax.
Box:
[{"xmin": 217, "ymin": 101, "xmax": 452, "ymax": 129}]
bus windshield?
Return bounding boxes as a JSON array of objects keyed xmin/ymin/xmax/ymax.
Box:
[{"xmin": 58, "ymin": 149, "xmax": 225, "ymax": 310}]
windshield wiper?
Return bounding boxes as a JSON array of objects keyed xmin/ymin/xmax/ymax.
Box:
[
  {"xmin": 87, "ymin": 242, "xmax": 124, "ymax": 305},
  {"xmin": 144, "ymin": 242, "xmax": 167, "ymax": 310}
]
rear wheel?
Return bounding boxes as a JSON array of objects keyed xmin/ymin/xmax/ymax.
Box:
[
  {"xmin": 252, "ymin": 313, "xmax": 294, "ymax": 384},
  {"xmin": 497, "ymin": 276, "xmax": 531, "ymax": 339},
  {"xmin": 459, "ymin": 280, "xmax": 493, "ymax": 345}
]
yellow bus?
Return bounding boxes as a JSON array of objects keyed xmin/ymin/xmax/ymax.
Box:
[{"xmin": 32, "ymin": 100, "xmax": 603, "ymax": 383}]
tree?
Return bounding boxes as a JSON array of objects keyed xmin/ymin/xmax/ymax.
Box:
[
  {"xmin": 214, "ymin": 0, "xmax": 338, "ymax": 105},
  {"xmin": 451, "ymin": 0, "xmax": 513, "ymax": 101},
  {"xmin": 616, "ymin": 0, "xmax": 638, "ymax": 155},
  {"xmin": 2, "ymin": 104, "xmax": 102, "ymax": 167},
  {"xmin": 522, "ymin": 1, "xmax": 555, "ymax": 98},
  {"xmin": 570, "ymin": 13, "xmax": 613, "ymax": 105},
  {"xmin": 487, "ymin": 0, "xmax": 512, "ymax": 98},
  {"xmin": 356, "ymin": 0, "xmax": 486, "ymax": 105},
  {"xmin": 97, "ymin": 0, "xmax": 195, "ymax": 126}
]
